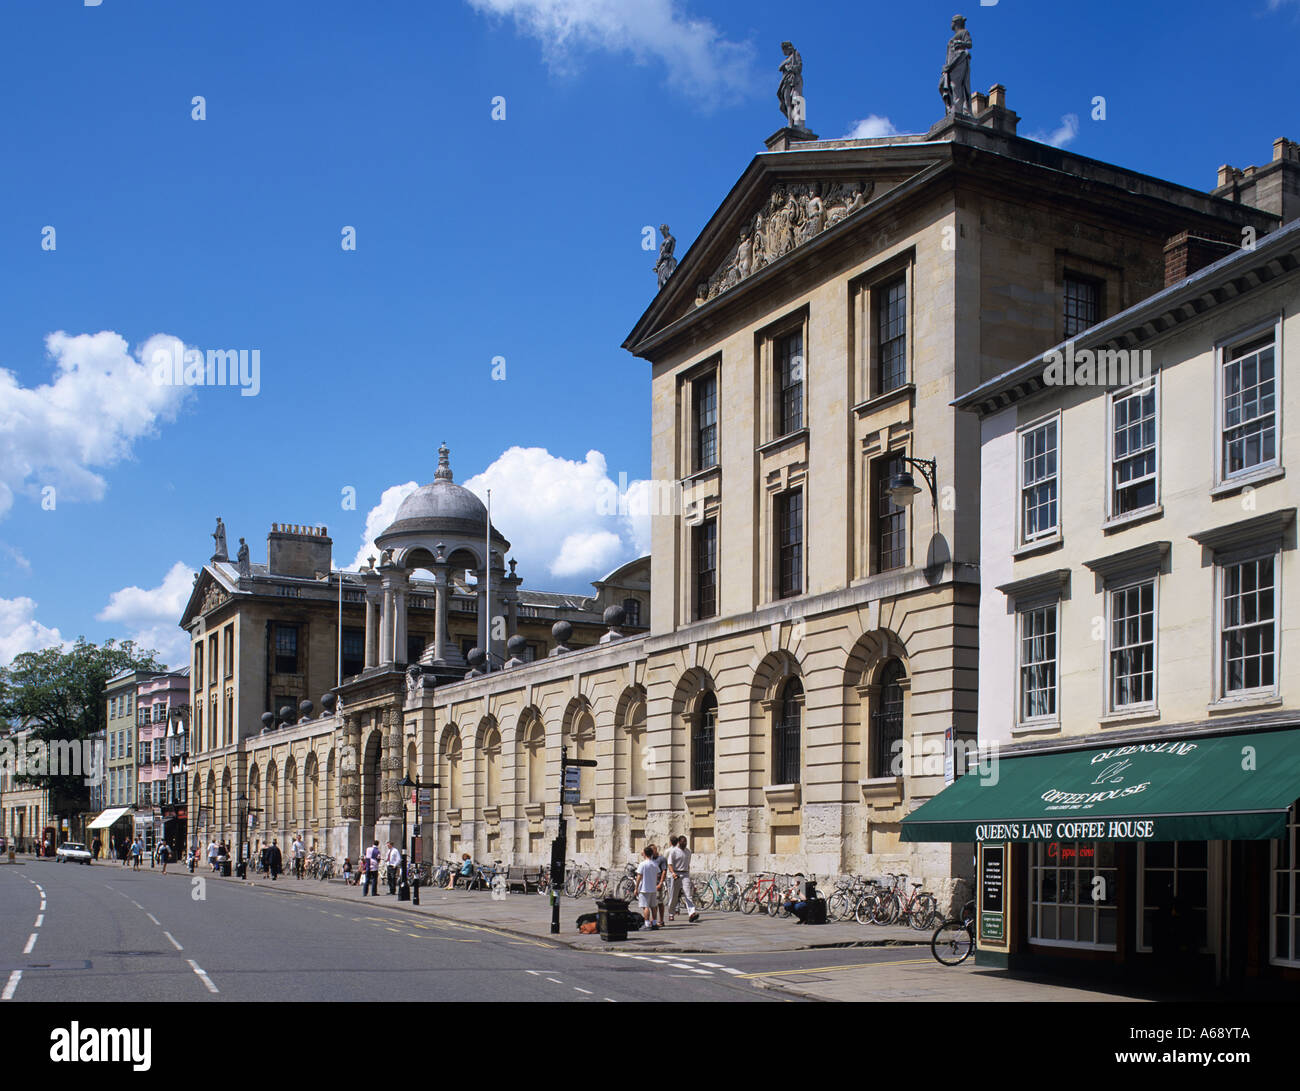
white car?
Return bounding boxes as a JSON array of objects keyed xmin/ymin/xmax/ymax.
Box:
[{"xmin": 56, "ymin": 841, "xmax": 92, "ymax": 865}]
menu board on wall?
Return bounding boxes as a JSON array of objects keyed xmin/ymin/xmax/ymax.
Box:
[{"xmin": 980, "ymin": 844, "xmax": 1005, "ymax": 943}]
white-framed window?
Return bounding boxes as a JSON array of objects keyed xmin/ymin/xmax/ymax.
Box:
[
  {"xmin": 1107, "ymin": 578, "xmax": 1157, "ymax": 712},
  {"xmin": 1218, "ymin": 325, "xmax": 1279, "ymax": 483},
  {"xmin": 1108, "ymin": 377, "xmax": 1158, "ymax": 518},
  {"xmin": 1018, "ymin": 602, "xmax": 1059, "ymax": 724},
  {"xmin": 1029, "ymin": 841, "xmax": 1118, "ymax": 948},
  {"xmin": 1218, "ymin": 552, "xmax": 1279, "ymax": 698},
  {"xmin": 1018, "ymin": 416, "xmax": 1060, "ymax": 544},
  {"xmin": 1137, "ymin": 841, "xmax": 1212, "ymax": 954},
  {"xmin": 1272, "ymin": 799, "xmax": 1300, "ymax": 967}
]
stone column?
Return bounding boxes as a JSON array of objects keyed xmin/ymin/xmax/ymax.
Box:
[
  {"xmin": 336, "ymin": 714, "xmax": 361, "ymax": 860},
  {"xmin": 432, "ymin": 565, "xmax": 449, "ymax": 663},
  {"xmin": 364, "ymin": 597, "xmax": 379, "ymax": 669},
  {"xmin": 394, "ymin": 580, "xmax": 408, "ymax": 665},
  {"xmin": 380, "ymin": 587, "xmax": 394, "ymax": 664}
]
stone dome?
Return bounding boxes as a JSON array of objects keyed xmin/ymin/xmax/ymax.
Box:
[{"xmin": 376, "ymin": 443, "xmax": 510, "ymax": 549}]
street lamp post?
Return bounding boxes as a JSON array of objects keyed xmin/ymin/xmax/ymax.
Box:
[
  {"xmin": 397, "ymin": 774, "xmax": 439, "ymax": 904},
  {"xmin": 236, "ymin": 793, "xmax": 247, "ymax": 879}
]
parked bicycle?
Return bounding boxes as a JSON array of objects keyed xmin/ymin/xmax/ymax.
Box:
[{"xmin": 931, "ymin": 899, "xmax": 976, "ymax": 965}]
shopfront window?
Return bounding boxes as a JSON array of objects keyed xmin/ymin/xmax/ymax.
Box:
[
  {"xmin": 1272, "ymin": 800, "xmax": 1300, "ymax": 968},
  {"xmin": 1138, "ymin": 841, "xmax": 1210, "ymax": 954},
  {"xmin": 1029, "ymin": 841, "xmax": 1118, "ymax": 949}
]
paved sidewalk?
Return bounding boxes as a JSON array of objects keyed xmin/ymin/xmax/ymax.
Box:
[{"xmin": 140, "ymin": 862, "xmax": 926, "ymax": 955}]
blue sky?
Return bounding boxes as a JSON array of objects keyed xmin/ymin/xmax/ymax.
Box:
[{"xmin": 0, "ymin": 0, "xmax": 1296, "ymax": 668}]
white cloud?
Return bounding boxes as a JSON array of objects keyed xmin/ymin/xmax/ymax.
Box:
[
  {"xmin": 1027, "ymin": 113, "xmax": 1080, "ymax": 149},
  {"xmin": 97, "ymin": 560, "xmax": 196, "ymax": 669},
  {"xmin": 351, "ymin": 447, "xmax": 650, "ymax": 589},
  {"xmin": 844, "ymin": 115, "xmax": 899, "ymax": 139},
  {"xmin": 465, "ymin": 0, "xmax": 756, "ymax": 105},
  {"xmin": 0, "ymin": 543, "xmax": 31, "ymax": 574},
  {"xmin": 0, "ymin": 597, "xmax": 64, "ymax": 667},
  {"xmin": 0, "ymin": 330, "xmax": 193, "ymax": 520}
]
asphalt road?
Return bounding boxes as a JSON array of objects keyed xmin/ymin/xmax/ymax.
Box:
[{"xmin": 0, "ymin": 862, "xmax": 791, "ymax": 1003}]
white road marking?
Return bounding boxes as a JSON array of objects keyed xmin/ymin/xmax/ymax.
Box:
[
  {"xmin": 722, "ymin": 967, "xmax": 743, "ymax": 975},
  {"xmin": 2, "ymin": 971, "xmax": 20, "ymax": 1000},
  {"xmin": 39, "ymin": 901, "xmax": 46, "ymax": 911},
  {"xmin": 186, "ymin": 959, "xmax": 219, "ymax": 994},
  {"xmin": 700, "ymin": 962, "xmax": 723, "ymax": 968},
  {"xmin": 34, "ymin": 915, "xmax": 43, "ymax": 928},
  {"xmin": 146, "ymin": 913, "xmax": 160, "ymax": 926},
  {"xmin": 574, "ymin": 987, "xmax": 592, "ymax": 995},
  {"xmin": 23, "ymin": 934, "xmax": 37, "ymax": 955},
  {"xmin": 604, "ymin": 997, "xmax": 616, "ymax": 1003},
  {"xmin": 163, "ymin": 932, "xmax": 183, "ymax": 951},
  {"xmin": 524, "ymin": 970, "xmax": 541, "ymax": 976},
  {"xmin": 545, "ymin": 977, "xmax": 563, "ymax": 985}
]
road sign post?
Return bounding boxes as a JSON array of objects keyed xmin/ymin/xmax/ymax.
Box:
[{"xmin": 551, "ymin": 746, "xmax": 598, "ymax": 934}]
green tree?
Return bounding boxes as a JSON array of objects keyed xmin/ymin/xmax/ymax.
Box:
[{"xmin": 0, "ymin": 637, "xmax": 164, "ymax": 813}]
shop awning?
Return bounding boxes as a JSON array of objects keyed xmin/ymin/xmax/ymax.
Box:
[
  {"xmin": 901, "ymin": 729, "xmax": 1300, "ymax": 843},
  {"xmin": 87, "ymin": 807, "xmax": 132, "ymax": 830}
]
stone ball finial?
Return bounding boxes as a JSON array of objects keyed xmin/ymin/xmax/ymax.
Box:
[
  {"xmin": 298, "ymin": 699, "xmax": 314, "ymax": 720},
  {"xmin": 278, "ymin": 705, "xmax": 295, "ymax": 725},
  {"xmin": 320, "ymin": 692, "xmax": 337, "ymax": 715},
  {"xmin": 506, "ymin": 634, "xmax": 528, "ymax": 658},
  {"xmin": 261, "ymin": 711, "xmax": 274, "ymax": 730},
  {"xmin": 551, "ymin": 620, "xmax": 573, "ymax": 647},
  {"xmin": 467, "ymin": 647, "xmax": 486, "ymax": 669},
  {"xmin": 603, "ymin": 604, "xmax": 626, "ymax": 628}
]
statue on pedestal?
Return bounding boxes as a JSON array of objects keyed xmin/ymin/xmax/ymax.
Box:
[
  {"xmin": 212, "ymin": 517, "xmax": 228, "ymax": 561},
  {"xmin": 654, "ymin": 225, "xmax": 677, "ymax": 288},
  {"xmin": 939, "ymin": 15, "xmax": 973, "ymax": 117},
  {"xmin": 236, "ymin": 538, "xmax": 251, "ymax": 578},
  {"xmin": 777, "ymin": 42, "xmax": 807, "ymax": 130}
]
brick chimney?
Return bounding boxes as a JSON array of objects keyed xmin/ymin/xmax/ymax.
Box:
[{"xmin": 1162, "ymin": 231, "xmax": 1238, "ymax": 288}]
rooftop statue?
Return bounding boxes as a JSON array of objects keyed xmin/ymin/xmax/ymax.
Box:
[
  {"xmin": 777, "ymin": 41, "xmax": 807, "ymax": 130},
  {"xmin": 939, "ymin": 15, "xmax": 972, "ymax": 117},
  {"xmin": 212, "ymin": 516, "xmax": 228, "ymax": 561},
  {"xmin": 654, "ymin": 225, "xmax": 677, "ymax": 288},
  {"xmin": 236, "ymin": 538, "xmax": 251, "ymax": 578}
]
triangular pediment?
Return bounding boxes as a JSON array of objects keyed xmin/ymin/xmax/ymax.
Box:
[
  {"xmin": 179, "ymin": 564, "xmax": 238, "ymax": 630},
  {"xmin": 624, "ymin": 142, "xmax": 949, "ymax": 354}
]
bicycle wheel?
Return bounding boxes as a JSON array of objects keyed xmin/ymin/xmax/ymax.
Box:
[
  {"xmin": 740, "ymin": 883, "xmax": 761, "ymax": 914},
  {"xmin": 910, "ymin": 894, "xmax": 940, "ymax": 931},
  {"xmin": 564, "ymin": 873, "xmax": 581, "ymax": 897},
  {"xmin": 767, "ymin": 888, "xmax": 784, "ymax": 917},
  {"xmin": 826, "ymin": 891, "xmax": 848, "ymax": 920},
  {"xmin": 930, "ymin": 920, "xmax": 974, "ymax": 965},
  {"xmin": 615, "ymin": 876, "xmax": 636, "ymax": 901},
  {"xmin": 694, "ymin": 880, "xmax": 715, "ymax": 911},
  {"xmin": 854, "ymin": 893, "xmax": 878, "ymax": 925}
]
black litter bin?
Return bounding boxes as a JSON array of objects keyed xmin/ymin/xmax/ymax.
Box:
[
  {"xmin": 596, "ymin": 897, "xmax": 630, "ymax": 942},
  {"xmin": 220, "ymin": 859, "xmax": 232, "ymax": 877}
]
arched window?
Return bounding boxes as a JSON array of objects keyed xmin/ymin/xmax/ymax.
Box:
[
  {"xmin": 447, "ymin": 734, "xmax": 463, "ymax": 811},
  {"xmin": 525, "ymin": 718, "xmax": 546, "ymax": 804},
  {"xmin": 483, "ymin": 729, "xmax": 501, "ymax": 808},
  {"xmin": 626, "ymin": 702, "xmax": 647, "ymax": 798},
  {"xmin": 871, "ymin": 659, "xmax": 906, "ymax": 778},
  {"xmin": 691, "ymin": 692, "xmax": 716, "ymax": 791},
  {"xmin": 773, "ymin": 678, "xmax": 803, "ymax": 785},
  {"xmin": 571, "ymin": 711, "xmax": 595, "ymax": 801}
]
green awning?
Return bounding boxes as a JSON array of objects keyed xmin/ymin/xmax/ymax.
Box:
[{"xmin": 901, "ymin": 729, "xmax": 1300, "ymax": 843}]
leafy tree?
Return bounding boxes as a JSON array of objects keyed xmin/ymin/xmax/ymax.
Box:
[{"xmin": 0, "ymin": 637, "xmax": 164, "ymax": 812}]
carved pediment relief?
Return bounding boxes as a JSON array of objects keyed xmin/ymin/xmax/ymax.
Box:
[
  {"xmin": 694, "ymin": 179, "xmax": 874, "ymax": 306},
  {"xmin": 201, "ymin": 581, "xmax": 229, "ymax": 614}
]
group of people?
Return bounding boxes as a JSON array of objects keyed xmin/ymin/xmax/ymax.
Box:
[
  {"xmin": 343, "ymin": 840, "xmax": 404, "ymax": 896},
  {"xmin": 634, "ymin": 836, "xmax": 700, "ymax": 930}
]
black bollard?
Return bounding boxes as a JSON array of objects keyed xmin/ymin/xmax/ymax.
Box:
[{"xmin": 412, "ymin": 877, "xmax": 420, "ymax": 906}]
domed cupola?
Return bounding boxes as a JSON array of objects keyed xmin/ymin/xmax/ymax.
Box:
[{"xmin": 375, "ymin": 443, "xmax": 510, "ymax": 554}]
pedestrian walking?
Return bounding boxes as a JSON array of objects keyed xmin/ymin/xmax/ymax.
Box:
[
  {"xmin": 130, "ymin": 838, "xmax": 142, "ymax": 870},
  {"xmin": 386, "ymin": 842, "xmax": 401, "ymax": 894},
  {"xmin": 158, "ymin": 840, "xmax": 170, "ymax": 874},
  {"xmin": 650, "ymin": 843, "xmax": 667, "ymax": 926},
  {"xmin": 666, "ymin": 835, "xmax": 700, "ymax": 922},
  {"xmin": 292, "ymin": 835, "xmax": 305, "ymax": 879},
  {"xmin": 91, "ymin": 837, "xmax": 101, "ymax": 860},
  {"xmin": 267, "ymin": 838, "xmax": 283, "ymax": 880},
  {"xmin": 635, "ymin": 845, "xmax": 661, "ymax": 930},
  {"xmin": 207, "ymin": 839, "xmax": 219, "ymax": 873},
  {"xmin": 364, "ymin": 840, "xmax": 381, "ymax": 896}
]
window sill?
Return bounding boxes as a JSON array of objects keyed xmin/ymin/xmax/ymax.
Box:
[
  {"xmin": 859, "ymin": 776, "xmax": 903, "ymax": 800},
  {"xmin": 1211, "ymin": 466, "xmax": 1285, "ymax": 499},
  {"xmin": 757, "ymin": 428, "xmax": 809, "ymax": 456},
  {"xmin": 684, "ymin": 788, "xmax": 715, "ymax": 813},
  {"xmin": 1012, "ymin": 719, "xmax": 1060, "ymax": 737},
  {"xmin": 763, "ymin": 783, "xmax": 801, "ymax": 809},
  {"xmin": 1102, "ymin": 505, "xmax": 1163, "ymax": 535},
  {"xmin": 682, "ymin": 464, "xmax": 721, "ymax": 486},
  {"xmin": 1013, "ymin": 535, "xmax": 1063, "ymax": 560},
  {"xmin": 1207, "ymin": 694, "xmax": 1283, "ymax": 715},
  {"xmin": 852, "ymin": 383, "xmax": 915, "ymax": 417},
  {"xmin": 1098, "ymin": 709, "xmax": 1161, "ymax": 727}
]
